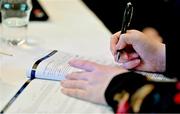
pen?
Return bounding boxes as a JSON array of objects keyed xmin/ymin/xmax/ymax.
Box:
[{"xmin": 116, "ymin": 2, "xmax": 133, "ymax": 62}]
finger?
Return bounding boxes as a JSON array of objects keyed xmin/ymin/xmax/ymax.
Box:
[
  {"xmin": 117, "ymin": 30, "xmax": 141, "ymax": 49},
  {"xmin": 127, "ymin": 52, "xmax": 139, "ymax": 60},
  {"xmin": 115, "ymin": 52, "xmax": 127, "ymax": 63},
  {"xmin": 121, "ymin": 59, "xmax": 141, "ymax": 69},
  {"xmin": 117, "ymin": 51, "xmax": 129, "ymax": 63},
  {"xmin": 66, "ymin": 72, "xmax": 89, "ymax": 80},
  {"xmin": 61, "ymin": 88, "xmax": 87, "ymax": 100},
  {"xmin": 116, "ymin": 34, "xmax": 128, "ymax": 50},
  {"xmin": 126, "ymin": 30, "xmax": 147, "ymax": 45},
  {"xmin": 110, "ymin": 32, "xmax": 121, "ymax": 56},
  {"xmin": 69, "ymin": 59, "xmax": 97, "ymax": 71},
  {"xmin": 116, "ymin": 51, "xmax": 139, "ymax": 63},
  {"xmin": 61, "ymin": 80, "xmax": 88, "ymax": 90},
  {"xmin": 118, "ymin": 52, "xmax": 139, "ymax": 62}
]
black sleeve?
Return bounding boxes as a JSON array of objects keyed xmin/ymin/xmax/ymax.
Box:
[
  {"xmin": 165, "ymin": 34, "xmax": 180, "ymax": 80},
  {"xmin": 105, "ymin": 72, "xmax": 180, "ymax": 113}
]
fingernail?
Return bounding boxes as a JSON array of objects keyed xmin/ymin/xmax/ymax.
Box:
[
  {"xmin": 68, "ymin": 60, "xmax": 74, "ymax": 65},
  {"xmin": 61, "ymin": 81, "xmax": 65, "ymax": 85},
  {"xmin": 119, "ymin": 62, "xmax": 124, "ymax": 66},
  {"xmin": 115, "ymin": 45, "xmax": 120, "ymax": 50},
  {"xmin": 65, "ymin": 74, "xmax": 69, "ymax": 78},
  {"xmin": 61, "ymin": 88, "xmax": 65, "ymax": 93},
  {"xmin": 124, "ymin": 53, "xmax": 129, "ymax": 60},
  {"xmin": 69, "ymin": 59, "xmax": 77, "ymax": 64},
  {"xmin": 112, "ymin": 51, "xmax": 116, "ymax": 56},
  {"xmin": 135, "ymin": 59, "xmax": 141, "ymax": 63}
]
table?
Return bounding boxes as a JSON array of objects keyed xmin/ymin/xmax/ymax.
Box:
[{"xmin": 0, "ymin": 0, "xmax": 114, "ymax": 113}]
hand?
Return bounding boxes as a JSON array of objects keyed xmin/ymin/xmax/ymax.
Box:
[
  {"xmin": 110, "ymin": 30, "xmax": 165, "ymax": 72},
  {"xmin": 61, "ymin": 59, "xmax": 128, "ymax": 105}
]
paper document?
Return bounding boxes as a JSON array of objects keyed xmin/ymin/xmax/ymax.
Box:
[{"xmin": 5, "ymin": 79, "xmax": 113, "ymax": 114}]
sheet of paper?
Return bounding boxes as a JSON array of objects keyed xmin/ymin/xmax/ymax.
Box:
[
  {"xmin": 0, "ymin": 46, "xmax": 55, "ymax": 111},
  {"xmin": 5, "ymin": 79, "xmax": 113, "ymax": 114},
  {"xmin": 0, "ymin": 79, "xmax": 27, "ymax": 112}
]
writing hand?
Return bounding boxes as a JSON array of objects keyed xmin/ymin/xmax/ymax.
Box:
[{"xmin": 110, "ymin": 30, "xmax": 165, "ymax": 72}]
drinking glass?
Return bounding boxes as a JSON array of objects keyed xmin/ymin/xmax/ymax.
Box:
[{"xmin": 0, "ymin": 0, "xmax": 32, "ymax": 46}]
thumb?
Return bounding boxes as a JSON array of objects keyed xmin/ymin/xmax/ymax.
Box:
[{"xmin": 69, "ymin": 59, "xmax": 96, "ymax": 71}]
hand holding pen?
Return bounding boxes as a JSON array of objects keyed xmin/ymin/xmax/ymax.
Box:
[
  {"xmin": 110, "ymin": 2, "xmax": 165, "ymax": 71},
  {"xmin": 115, "ymin": 2, "xmax": 134, "ymax": 62}
]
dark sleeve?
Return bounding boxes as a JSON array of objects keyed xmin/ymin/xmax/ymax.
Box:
[
  {"xmin": 165, "ymin": 35, "xmax": 180, "ymax": 80},
  {"xmin": 105, "ymin": 72, "xmax": 180, "ymax": 113},
  {"xmin": 157, "ymin": 0, "xmax": 180, "ymax": 80}
]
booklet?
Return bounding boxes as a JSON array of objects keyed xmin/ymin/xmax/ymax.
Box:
[
  {"xmin": 26, "ymin": 50, "xmax": 116, "ymax": 81},
  {"xmin": 26, "ymin": 50, "xmax": 79, "ymax": 81}
]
